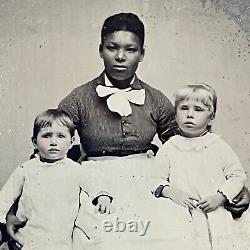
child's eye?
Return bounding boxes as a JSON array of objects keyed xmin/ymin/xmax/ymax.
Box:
[
  {"xmin": 58, "ymin": 134, "xmax": 66, "ymax": 138},
  {"xmin": 195, "ymin": 106, "xmax": 204, "ymax": 112},
  {"xmin": 41, "ymin": 133, "xmax": 51, "ymax": 138},
  {"xmin": 106, "ymin": 45, "xmax": 117, "ymax": 51},
  {"xmin": 180, "ymin": 106, "xmax": 188, "ymax": 110}
]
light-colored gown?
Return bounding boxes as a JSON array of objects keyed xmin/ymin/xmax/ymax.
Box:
[
  {"xmin": 154, "ymin": 133, "xmax": 250, "ymax": 250},
  {"xmin": 0, "ymin": 158, "xmax": 109, "ymax": 250}
]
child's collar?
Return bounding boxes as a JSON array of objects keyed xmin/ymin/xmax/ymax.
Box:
[{"xmin": 179, "ymin": 129, "xmax": 208, "ymax": 138}]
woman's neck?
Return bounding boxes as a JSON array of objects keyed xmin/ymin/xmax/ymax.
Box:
[{"xmin": 105, "ymin": 72, "xmax": 134, "ymax": 89}]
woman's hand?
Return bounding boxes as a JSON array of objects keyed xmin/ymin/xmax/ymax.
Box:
[
  {"xmin": 95, "ymin": 195, "xmax": 113, "ymax": 214},
  {"xmin": 197, "ymin": 193, "xmax": 226, "ymax": 213},
  {"xmin": 6, "ymin": 214, "xmax": 26, "ymax": 246},
  {"xmin": 162, "ymin": 186, "xmax": 199, "ymax": 209},
  {"xmin": 224, "ymin": 186, "xmax": 250, "ymax": 218}
]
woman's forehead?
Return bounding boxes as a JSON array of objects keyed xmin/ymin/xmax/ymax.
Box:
[{"xmin": 104, "ymin": 30, "xmax": 141, "ymax": 45}]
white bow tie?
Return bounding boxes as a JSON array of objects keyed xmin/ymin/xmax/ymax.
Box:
[{"xmin": 96, "ymin": 85, "xmax": 145, "ymax": 116}]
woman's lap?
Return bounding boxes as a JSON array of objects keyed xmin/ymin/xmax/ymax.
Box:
[{"xmin": 74, "ymin": 158, "xmax": 193, "ymax": 249}]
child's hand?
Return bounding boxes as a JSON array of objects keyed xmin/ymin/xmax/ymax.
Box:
[
  {"xmin": 95, "ymin": 195, "xmax": 113, "ymax": 214},
  {"xmin": 197, "ymin": 193, "xmax": 227, "ymax": 213},
  {"xmin": 163, "ymin": 186, "xmax": 199, "ymax": 209}
]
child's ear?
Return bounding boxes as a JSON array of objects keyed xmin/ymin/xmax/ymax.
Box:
[
  {"xmin": 69, "ymin": 136, "xmax": 75, "ymax": 149},
  {"xmin": 32, "ymin": 137, "xmax": 38, "ymax": 148},
  {"xmin": 99, "ymin": 44, "xmax": 104, "ymax": 59},
  {"xmin": 208, "ymin": 115, "xmax": 214, "ymax": 126}
]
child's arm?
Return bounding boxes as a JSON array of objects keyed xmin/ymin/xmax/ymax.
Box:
[
  {"xmin": 198, "ymin": 140, "xmax": 247, "ymax": 213},
  {"xmin": 77, "ymin": 161, "xmax": 113, "ymax": 214},
  {"xmin": 0, "ymin": 166, "xmax": 25, "ymax": 245},
  {"xmin": 0, "ymin": 166, "xmax": 25, "ymax": 223},
  {"xmin": 153, "ymin": 144, "xmax": 199, "ymax": 209},
  {"xmin": 217, "ymin": 141, "xmax": 246, "ymax": 204}
]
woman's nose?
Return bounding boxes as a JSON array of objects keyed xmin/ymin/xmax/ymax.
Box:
[{"xmin": 115, "ymin": 49, "xmax": 125, "ymax": 61}]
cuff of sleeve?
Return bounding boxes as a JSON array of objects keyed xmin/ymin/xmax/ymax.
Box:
[
  {"xmin": 217, "ymin": 189, "xmax": 232, "ymax": 204},
  {"xmin": 92, "ymin": 192, "xmax": 113, "ymax": 206},
  {"xmin": 154, "ymin": 184, "xmax": 169, "ymax": 198}
]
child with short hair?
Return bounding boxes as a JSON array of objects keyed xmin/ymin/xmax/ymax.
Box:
[
  {"xmin": 154, "ymin": 84, "xmax": 250, "ymax": 249},
  {"xmin": 0, "ymin": 109, "xmax": 112, "ymax": 250}
]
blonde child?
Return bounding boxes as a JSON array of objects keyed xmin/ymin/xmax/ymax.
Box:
[
  {"xmin": 0, "ymin": 109, "xmax": 112, "ymax": 250},
  {"xmin": 154, "ymin": 84, "xmax": 250, "ymax": 250}
]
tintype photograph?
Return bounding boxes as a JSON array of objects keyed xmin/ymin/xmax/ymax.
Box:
[{"xmin": 0, "ymin": 1, "xmax": 250, "ymax": 249}]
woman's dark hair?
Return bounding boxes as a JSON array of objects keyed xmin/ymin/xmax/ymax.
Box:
[{"xmin": 101, "ymin": 12, "xmax": 145, "ymax": 50}]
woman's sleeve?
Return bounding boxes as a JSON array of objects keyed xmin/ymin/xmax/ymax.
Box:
[
  {"xmin": 58, "ymin": 89, "xmax": 81, "ymax": 126},
  {"xmin": 218, "ymin": 141, "xmax": 247, "ymax": 203},
  {"xmin": 155, "ymin": 92, "xmax": 177, "ymax": 143},
  {"xmin": 0, "ymin": 166, "xmax": 25, "ymax": 223},
  {"xmin": 153, "ymin": 144, "xmax": 171, "ymax": 186}
]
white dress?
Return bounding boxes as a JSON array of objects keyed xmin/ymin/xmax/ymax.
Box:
[
  {"xmin": 0, "ymin": 158, "xmax": 109, "ymax": 250},
  {"xmin": 155, "ymin": 133, "xmax": 250, "ymax": 250},
  {"xmin": 73, "ymin": 158, "xmax": 197, "ymax": 250}
]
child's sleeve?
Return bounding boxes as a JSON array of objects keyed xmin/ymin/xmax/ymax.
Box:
[
  {"xmin": 0, "ymin": 166, "xmax": 25, "ymax": 223},
  {"xmin": 76, "ymin": 161, "xmax": 113, "ymax": 205},
  {"xmin": 218, "ymin": 141, "xmax": 247, "ymax": 203}
]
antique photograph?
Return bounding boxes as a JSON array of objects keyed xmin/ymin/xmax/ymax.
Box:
[{"xmin": 0, "ymin": 0, "xmax": 250, "ymax": 249}]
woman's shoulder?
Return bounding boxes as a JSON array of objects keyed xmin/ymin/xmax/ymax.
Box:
[
  {"xmin": 72, "ymin": 74, "xmax": 104, "ymax": 95},
  {"xmin": 136, "ymin": 78, "xmax": 173, "ymax": 110},
  {"xmin": 137, "ymin": 78, "xmax": 168, "ymax": 97}
]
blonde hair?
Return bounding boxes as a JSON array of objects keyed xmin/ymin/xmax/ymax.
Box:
[{"xmin": 174, "ymin": 84, "xmax": 217, "ymax": 131}]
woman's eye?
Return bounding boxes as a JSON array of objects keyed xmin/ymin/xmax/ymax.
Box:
[
  {"xmin": 58, "ymin": 134, "xmax": 66, "ymax": 138},
  {"xmin": 127, "ymin": 47, "xmax": 137, "ymax": 52}
]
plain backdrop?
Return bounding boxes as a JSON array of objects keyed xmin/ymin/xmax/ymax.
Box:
[{"xmin": 0, "ymin": 0, "xmax": 250, "ymax": 187}]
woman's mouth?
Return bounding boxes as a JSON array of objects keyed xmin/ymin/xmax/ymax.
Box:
[{"xmin": 113, "ymin": 65, "xmax": 127, "ymax": 71}]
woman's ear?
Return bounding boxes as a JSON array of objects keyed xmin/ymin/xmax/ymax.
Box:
[
  {"xmin": 139, "ymin": 48, "xmax": 145, "ymax": 62},
  {"xmin": 99, "ymin": 44, "xmax": 103, "ymax": 59}
]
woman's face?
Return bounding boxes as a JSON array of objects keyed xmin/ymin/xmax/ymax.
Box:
[{"xmin": 99, "ymin": 30, "xmax": 144, "ymax": 81}]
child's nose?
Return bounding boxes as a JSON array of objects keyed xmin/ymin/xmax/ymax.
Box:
[
  {"xmin": 187, "ymin": 109, "xmax": 194, "ymax": 118},
  {"xmin": 50, "ymin": 136, "xmax": 58, "ymax": 145}
]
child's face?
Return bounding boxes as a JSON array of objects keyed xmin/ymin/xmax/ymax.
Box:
[
  {"xmin": 99, "ymin": 30, "xmax": 144, "ymax": 81},
  {"xmin": 33, "ymin": 122, "xmax": 74, "ymax": 162},
  {"xmin": 176, "ymin": 99, "xmax": 213, "ymax": 138}
]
